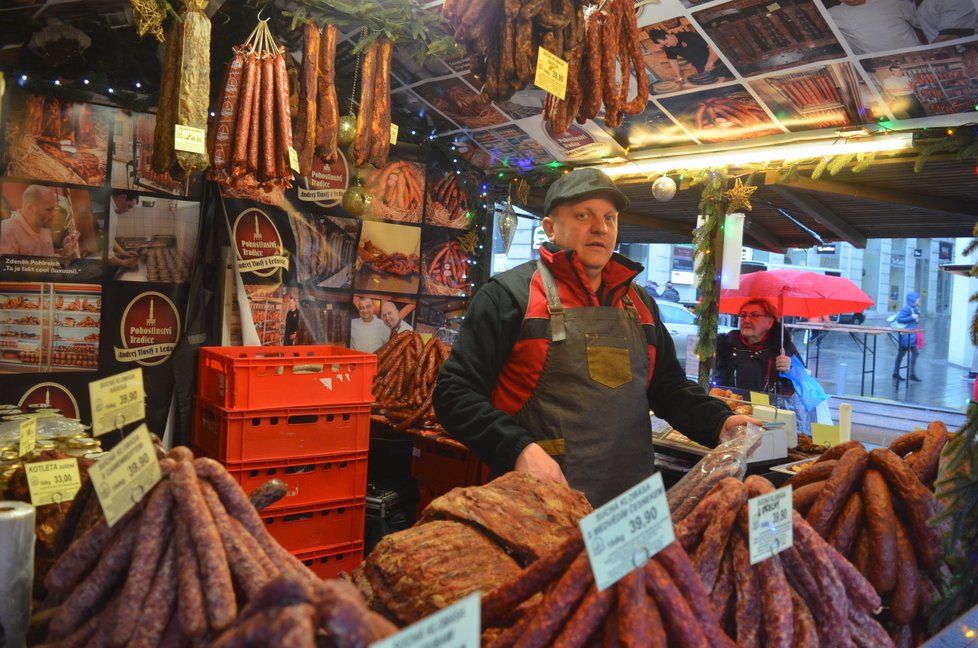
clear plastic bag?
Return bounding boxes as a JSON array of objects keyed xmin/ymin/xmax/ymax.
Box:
[{"xmin": 666, "ymin": 424, "xmax": 762, "ymax": 522}]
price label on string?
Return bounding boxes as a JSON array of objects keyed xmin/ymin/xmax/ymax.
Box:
[
  {"xmin": 89, "ymin": 368, "xmax": 145, "ymax": 437},
  {"xmin": 749, "ymin": 391, "xmax": 770, "ymax": 406},
  {"xmin": 390, "ymin": 123, "xmax": 399, "ymax": 146},
  {"xmin": 289, "ymin": 146, "xmax": 300, "ymax": 172},
  {"xmin": 88, "ymin": 424, "xmax": 161, "ymax": 527},
  {"xmin": 370, "ymin": 591, "xmax": 479, "ymax": 648},
  {"xmin": 579, "ymin": 472, "xmax": 674, "ymax": 591},
  {"xmin": 174, "ymin": 124, "xmax": 206, "ymax": 154},
  {"xmin": 747, "ymin": 485, "xmax": 793, "ymax": 564},
  {"xmin": 534, "ymin": 47, "xmax": 569, "ymax": 100},
  {"xmin": 19, "ymin": 416, "xmax": 36, "ymax": 457},
  {"xmin": 26, "ymin": 458, "xmax": 81, "ymax": 507}
]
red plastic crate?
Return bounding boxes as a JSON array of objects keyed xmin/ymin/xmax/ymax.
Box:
[
  {"xmin": 416, "ymin": 482, "xmax": 448, "ymax": 519},
  {"xmin": 296, "ymin": 542, "xmax": 364, "ymax": 580},
  {"xmin": 215, "ymin": 452, "xmax": 368, "ymax": 512},
  {"xmin": 263, "ymin": 499, "xmax": 365, "ymax": 555},
  {"xmin": 193, "ymin": 399, "xmax": 370, "ymax": 464},
  {"xmin": 410, "ymin": 435, "xmax": 489, "ymax": 490},
  {"xmin": 198, "ymin": 345, "xmax": 377, "ymax": 410}
]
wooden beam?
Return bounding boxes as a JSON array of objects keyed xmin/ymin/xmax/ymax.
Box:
[
  {"xmin": 775, "ymin": 174, "xmax": 978, "ymax": 218},
  {"xmin": 769, "ymin": 185, "xmax": 868, "ymax": 248},
  {"xmin": 618, "ymin": 211, "xmax": 694, "ymax": 236},
  {"xmin": 742, "ymin": 217, "xmax": 785, "ymax": 254}
]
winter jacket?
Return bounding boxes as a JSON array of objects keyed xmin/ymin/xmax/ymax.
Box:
[
  {"xmin": 714, "ymin": 322, "xmax": 801, "ymax": 395},
  {"xmin": 433, "ymin": 242, "xmax": 732, "ymax": 474},
  {"xmin": 896, "ymin": 291, "xmax": 921, "ymax": 348}
]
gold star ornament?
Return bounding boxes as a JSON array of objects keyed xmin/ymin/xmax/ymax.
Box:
[{"xmin": 723, "ymin": 177, "xmax": 758, "ymax": 213}]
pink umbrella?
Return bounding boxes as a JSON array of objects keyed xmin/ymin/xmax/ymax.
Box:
[{"xmin": 719, "ymin": 269, "xmax": 874, "ymax": 349}]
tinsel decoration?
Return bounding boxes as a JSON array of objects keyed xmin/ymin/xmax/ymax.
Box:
[
  {"xmin": 690, "ymin": 169, "xmax": 727, "ymax": 388},
  {"xmin": 498, "ymin": 184, "xmax": 518, "ymax": 254},
  {"xmin": 928, "ymin": 218, "xmax": 978, "ymax": 633},
  {"xmin": 131, "ymin": 0, "xmax": 166, "ymax": 42}
]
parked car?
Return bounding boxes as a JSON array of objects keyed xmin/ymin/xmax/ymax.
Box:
[{"xmin": 656, "ymin": 300, "xmax": 733, "ymax": 363}]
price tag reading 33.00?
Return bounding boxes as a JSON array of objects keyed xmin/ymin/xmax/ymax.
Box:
[
  {"xmin": 88, "ymin": 424, "xmax": 161, "ymax": 527},
  {"xmin": 579, "ymin": 472, "xmax": 674, "ymax": 591},
  {"xmin": 26, "ymin": 458, "xmax": 81, "ymax": 507},
  {"xmin": 89, "ymin": 367, "xmax": 145, "ymax": 437},
  {"xmin": 747, "ymin": 485, "xmax": 793, "ymax": 565}
]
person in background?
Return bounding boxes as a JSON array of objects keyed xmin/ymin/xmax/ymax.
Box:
[
  {"xmin": 660, "ymin": 281, "xmax": 680, "ymax": 302},
  {"xmin": 283, "ymin": 296, "xmax": 299, "ymax": 346},
  {"xmin": 825, "ymin": 0, "xmax": 922, "ymax": 54},
  {"xmin": 714, "ymin": 298, "xmax": 811, "ymax": 432},
  {"xmin": 645, "ymin": 280, "xmax": 660, "ymax": 299},
  {"xmin": 915, "ymin": 0, "xmax": 977, "ymax": 43},
  {"xmin": 647, "ymin": 29, "xmax": 720, "ymax": 86},
  {"xmin": 434, "ymin": 167, "xmax": 756, "ymax": 506},
  {"xmin": 892, "ymin": 291, "xmax": 922, "ymax": 382},
  {"xmin": 107, "ymin": 190, "xmax": 140, "ymax": 270},
  {"xmin": 350, "ymin": 296, "xmax": 390, "ymax": 353},
  {"xmin": 882, "ymin": 64, "xmax": 927, "ymax": 119},
  {"xmin": 0, "ymin": 185, "xmax": 78, "ymax": 257},
  {"xmin": 380, "ymin": 300, "xmax": 413, "ymax": 334}
]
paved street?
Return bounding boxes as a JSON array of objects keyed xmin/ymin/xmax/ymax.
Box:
[{"xmin": 792, "ymin": 314, "xmax": 972, "ymax": 413}]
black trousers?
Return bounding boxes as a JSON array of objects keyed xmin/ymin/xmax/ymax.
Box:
[{"xmin": 893, "ymin": 345, "xmax": 918, "ymax": 377}]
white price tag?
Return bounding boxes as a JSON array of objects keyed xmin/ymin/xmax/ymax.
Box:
[
  {"xmin": 369, "ymin": 592, "xmax": 479, "ymax": 648},
  {"xmin": 88, "ymin": 424, "xmax": 162, "ymax": 527},
  {"xmin": 579, "ymin": 472, "xmax": 673, "ymax": 591},
  {"xmin": 747, "ymin": 485, "xmax": 793, "ymax": 564},
  {"xmin": 89, "ymin": 368, "xmax": 145, "ymax": 436},
  {"xmin": 173, "ymin": 124, "xmax": 206, "ymax": 154}
]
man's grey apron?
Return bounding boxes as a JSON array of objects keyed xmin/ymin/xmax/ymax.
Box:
[{"xmin": 513, "ymin": 261, "xmax": 655, "ymax": 506}]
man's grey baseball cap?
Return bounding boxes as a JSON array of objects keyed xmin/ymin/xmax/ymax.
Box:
[{"xmin": 543, "ymin": 168, "xmax": 630, "ymax": 216}]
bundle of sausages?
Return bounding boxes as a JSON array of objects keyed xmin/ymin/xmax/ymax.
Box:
[
  {"xmin": 368, "ymin": 160, "xmax": 425, "ymax": 215},
  {"xmin": 694, "ymin": 96, "xmax": 770, "ymax": 131},
  {"xmin": 427, "ymin": 171, "xmax": 473, "ymax": 228},
  {"xmin": 294, "ymin": 23, "xmax": 339, "ymax": 177},
  {"xmin": 444, "ymin": 0, "xmax": 584, "ymax": 104},
  {"xmin": 544, "ymin": 0, "xmax": 649, "ymax": 133},
  {"xmin": 357, "ymin": 240, "xmax": 420, "ymax": 276},
  {"xmin": 152, "ymin": 0, "xmax": 210, "ymax": 177},
  {"xmin": 480, "ymin": 532, "xmax": 735, "ymax": 647},
  {"xmin": 37, "ymin": 447, "xmax": 317, "ymax": 647},
  {"xmin": 677, "ymin": 475, "xmax": 892, "ymax": 648},
  {"xmin": 211, "ymin": 573, "xmax": 396, "ymax": 647},
  {"xmin": 352, "ymin": 37, "xmax": 394, "ymax": 169},
  {"xmin": 207, "ymin": 20, "xmax": 294, "ymax": 191},
  {"xmin": 424, "ymin": 239, "xmax": 472, "ymax": 294},
  {"xmin": 372, "ymin": 331, "xmax": 452, "ymax": 432},
  {"xmin": 787, "ymin": 430, "xmax": 950, "ymax": 646}
]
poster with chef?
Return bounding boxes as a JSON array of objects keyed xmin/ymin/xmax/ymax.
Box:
[
  {"xmin": 1, "ymin": 90, "xmax": 114, "ymax": 187},
  {"xmin": 0, "ymin": 181, "xmax": 104, "ymax": 282},
  {"xmin": 102, "ymin": 191, "xmax": 200, "ymax": 284}
]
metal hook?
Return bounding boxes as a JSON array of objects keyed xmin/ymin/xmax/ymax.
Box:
[{"xmin": 257, "ymin": 6, "xmax": 267, "ymax": 21}]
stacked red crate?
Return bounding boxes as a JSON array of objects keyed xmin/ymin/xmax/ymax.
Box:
[
  {"xmin": 194, "ymin": 346, "xmax": 376, "ymax": 578},
  {"xmin": 410, "ymin": 434, "xmax": 490, "ymax": 518}
]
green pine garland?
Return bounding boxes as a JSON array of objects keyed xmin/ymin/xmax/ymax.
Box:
[
  {"xmin": 690, "ymin": 169, "xmax": 727, "ymax": 388},
  {"xmin": 928, "ymin": 218, "xmax": 978, "ymax": 633}
]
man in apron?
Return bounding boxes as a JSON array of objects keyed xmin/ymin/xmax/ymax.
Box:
[{"xmin": 434, "ymin": 168, "xmax": 755, "ymax": 506}]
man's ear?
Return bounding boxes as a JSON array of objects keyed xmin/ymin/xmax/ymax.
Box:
[{"xmin": 541, "ymin": 216, "xmax": 556, "ymax": 241}]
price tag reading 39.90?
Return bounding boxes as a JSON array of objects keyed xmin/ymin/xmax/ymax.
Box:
[
  {"xmin": 579, "ymin": 472, "xmax": 674, "ymax": 591},
  {"xmin": 88, "ymin": 424, "xmax": 161, "ymax": 527},
  {"xmin": 747, "ymin": 485, "xmax": 793, "ymax": 565},
  {"xmin": 534, "ymin": 47, "xmax": 569, "ymax": 100},
  {"xmin": 26, "ymin": 458, "xmax": 81, "ymax": 507},
  {"xmin": 89, "ymin": 367, "xmax": 145, "ymax": 437}
]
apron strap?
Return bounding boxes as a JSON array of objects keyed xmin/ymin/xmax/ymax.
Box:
[
  {"xmin": 536, "ymin": 260, "xmax": 566, "ymax": 342},
  {"xmin": 621, "ymin": 291, "xmax": 641, "ymax": 323}
]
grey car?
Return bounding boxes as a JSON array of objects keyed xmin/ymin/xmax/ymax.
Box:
[{"xmin": 656, "ymin": 300, "xmax": 733, "ymax": 364}]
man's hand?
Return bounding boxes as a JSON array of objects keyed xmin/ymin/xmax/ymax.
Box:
[
  {"xmin": 719, "ymin": 414, "xmax": 763, "ymax": 442},
  {"xmin": 515, "ymin": 442, "xmax": 568, "ymax": 486}
]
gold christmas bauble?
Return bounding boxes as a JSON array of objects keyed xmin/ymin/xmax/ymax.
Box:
[
  {"xmin": 342, "ymin": 184, "xmax": 372, "ymax": 217},
  {"xmin": 338, "ymin": 115, "xmax": 357, "ymax": 147}
]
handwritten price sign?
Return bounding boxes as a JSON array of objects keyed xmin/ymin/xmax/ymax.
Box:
[
  {"xmin": 89, "ymin": 368, "xmax": 145, "ymax": 437},
  {"xmin": 88, "ymin": 424, "xmax": 161, "ymax": 527},
  {"xmin": 534, "ymin": 47, "xmax": 569, "ymax": 100}
]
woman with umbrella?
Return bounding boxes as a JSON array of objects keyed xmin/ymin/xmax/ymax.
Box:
[{"xmin": 714, "ymin": 298, "xmax": 810, "ymax": 432}]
